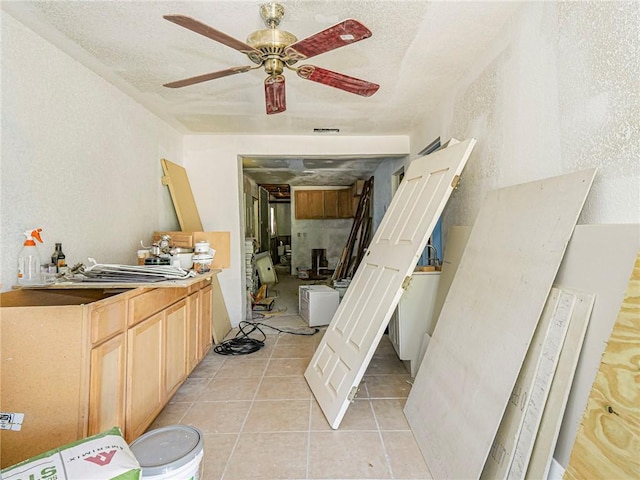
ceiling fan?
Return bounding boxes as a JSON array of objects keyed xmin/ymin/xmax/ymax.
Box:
[{"xmin": 163, "ymin": 2, "xmax": 379, "ymax": 114}]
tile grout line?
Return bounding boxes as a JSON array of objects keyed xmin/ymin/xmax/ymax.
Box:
[
  {"xmin": 218, "ymin": 330, "xmax": 276, "ymax": 480},
  {"xmin": 306, "ymin": 394, "xmax": 313, "ymax": 480},
  {"xmin": 369, "ymin": 398, "xmax": 397, "ymax": 480}
]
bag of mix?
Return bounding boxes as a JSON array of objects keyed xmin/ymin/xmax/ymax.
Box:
[{"xmin": 1, "ymin": 426, "xmax": 140, "ymax": 480}]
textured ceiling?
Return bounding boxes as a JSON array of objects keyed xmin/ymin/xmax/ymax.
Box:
[{"xmin": 3, "ymin": 0, "xmax": 519, "ymax": 186}]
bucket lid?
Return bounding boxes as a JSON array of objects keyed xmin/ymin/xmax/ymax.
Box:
[{"xmin": 130, "ymin": 425, "xmax": 203, "ymax": 476}]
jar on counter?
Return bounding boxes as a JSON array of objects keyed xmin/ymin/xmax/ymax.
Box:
[{"xmin": 137, "ymin": 249, "xmax": 151, "ymax": 265}]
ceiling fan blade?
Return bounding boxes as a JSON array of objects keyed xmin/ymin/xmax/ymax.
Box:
[
  {"xmin": 164, "ymin": 15, "xmax": 262, "ymax": 62},
  {"xmin": 297, "ymin": 65, "xmax": 379, "ymax": 97},
  {"xmin": 284, "ymin": 19, "xmax": 372, "ymax": 61},
  {"xmin": 265, "ymin": 75, "xmax": 286, "ymax": 114},
  {"xmin": 164, "ymin": 66, "xmax": 253, "ymax": 88}
]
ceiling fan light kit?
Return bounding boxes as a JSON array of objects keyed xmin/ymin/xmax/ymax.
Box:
[{"xmin": 163, "ymin": 2, "xmax": 379, "ymax": 115}]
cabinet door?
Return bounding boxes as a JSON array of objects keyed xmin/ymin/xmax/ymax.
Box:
[
  {"xmin": 126, "ymin": 312, "xmax": 163, "ymax": 440},
  {"xmin": 295, "ymin": 190, "xmax": 324, "ymax": 219},
  {"xmin": 165, "ymin": 299, "xmax": 188, "ymax": 399},
  {"xmin": 338, "ymin": 189, "xmax": 354, "ymax": 218},
  {"xmin": 89, "ymin": 334, "xmax": 126, "ymax": 435},
  {"xmin": 323, "ymin": 190, "xmax": 339, "ymax": 218},
  {"xmin": 186, "ymin": 292, "xmax": 200, "ymax": 372},
  {"xmin": 199, "ymin": 285, "xmax": 213, "ymax": 359}
]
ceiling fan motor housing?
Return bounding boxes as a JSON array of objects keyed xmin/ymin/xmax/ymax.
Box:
[
  {"xmin": 247, "ymin": 29, "xmax": 297, "ymax": 56},
  {"xmin": 247, "ymin": 28, "xmax": 298, "ymax": 75}
]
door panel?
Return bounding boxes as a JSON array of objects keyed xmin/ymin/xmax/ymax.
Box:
[
  {"xmin": 304, "ymin": 138, "xmax": 476, "ymax": 428},
  {"xmin": 259, "ymin": 186, "xmax": 269, "ymax": 253}
]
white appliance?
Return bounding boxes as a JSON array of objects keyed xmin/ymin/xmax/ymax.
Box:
[
  {"xmin": 299, "ymin": 285, "xmax": 340, "ymax": 327},
  {"xmin": 388, "ymin": 271, "xmax": 441, "ymax": 377}
]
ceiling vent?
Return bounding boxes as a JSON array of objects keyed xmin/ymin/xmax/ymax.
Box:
[{"xmin": 314, "ymin": 128, "xmax": 340, "ymax": 133}]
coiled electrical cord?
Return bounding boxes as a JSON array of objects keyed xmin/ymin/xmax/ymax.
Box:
[{"xmin": 213, "ymin": 320, "xmax": 319, "ymax": 356}]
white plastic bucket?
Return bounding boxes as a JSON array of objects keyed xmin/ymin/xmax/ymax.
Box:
[{"xmin": 130, "ymin": 425, "xmax": 204, "ymax": 480}]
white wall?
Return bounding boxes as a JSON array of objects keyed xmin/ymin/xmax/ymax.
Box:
[
  {"xmin": 1, "ymin": 13, "xmax": 183, "ymax": 291},
  {"xmin": 408, "ymin": 0, "xmax": 639, "ymax": 468},
  {"xmin": 183, "ymin": 135, "xmax": 409, "ymax": 326},
  {"xmin": 411, "ymin": 1, "xmax": 639, "ymax": 231}
]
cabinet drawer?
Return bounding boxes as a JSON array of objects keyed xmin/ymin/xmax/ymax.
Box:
[
  {"xmin": 188, "ymin": 276, "xmax": 212, "ymax": 295},
  {"xmin": 128, "ymin": 288, "xmax": 187, "ymax": 326},
  {"xmin": 91, "ymin": 300, "xmax": 127, "ymax": 344}
]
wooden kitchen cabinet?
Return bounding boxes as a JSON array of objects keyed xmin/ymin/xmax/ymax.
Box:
[
  {"xmin": 126, "ymin": 311, "xmax": 164, "ymax": 440},
  {"xmin": 186, "ymin": 292, "xmax": 200, "ymax": 372},
  {"xmin": 295, "ymin": 190, "xmax": 325, "ymax": 218},
  {"xmin": 337, "ymin": 189, "xmax": 353, "ymax": 218},
  {"xmin": 89, "ymin": 333, "xmax": 126, "ymax": 435},
  {"xmin": 323, "ymin": 190, "xmax": 339, "ymax": 217},
  {"xmin": 164, "ymin": 299, "xmax": 188, "ymax": 398},
  {"xmin": 199, "ymin": 285, "xmax": 213, "ymax": 358},
  {"xmin": 0, "ymin": 274, "xmax": 216, "ymax": 468},
  {"xmin": 295, "ymin": 189, "xmax": 353, "ymax": 219}
]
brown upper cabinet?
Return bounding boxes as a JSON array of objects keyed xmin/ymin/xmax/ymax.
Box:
[{"xmin": 295, "ymin": 189, "xmax": 354, "ymax": 219}]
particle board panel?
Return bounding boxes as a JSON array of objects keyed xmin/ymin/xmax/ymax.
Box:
[
  {"xmin": 211, "ymin": 274, "xmax": 232, "ymax": 344},
  {"xmin": 160, "ymin": 158, "xmax": 203, "ymax": 232},
  {"xmin": 193, "ymin": 231, "xmax": 231, "ymax": 269},
  {"xmin": 404, "ymin": 168, "xmax": 596, "ymax": 480},
  {"xmin": 564, "ymin": 253, "xmax": 640, "ymax": 480},
  {"xmin": 0, "ymin": 307, "xmax": 89, "ymax": 467}
]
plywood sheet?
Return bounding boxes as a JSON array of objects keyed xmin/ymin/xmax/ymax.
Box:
[
  {"xmin": 564, "ymin": 253, "xmax": 640, "ymax": 480},
  {"xmin": 404, "ymin": 169, "xmax": 596, "ymax": 480},
  {"xmin": 161, "ymin": 158, "xmax": 203, "ymax": 232}
]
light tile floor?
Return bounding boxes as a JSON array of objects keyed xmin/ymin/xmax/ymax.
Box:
[{"xmin": 150, "ymin": 272, "xmax": 430, "ymax": 479}]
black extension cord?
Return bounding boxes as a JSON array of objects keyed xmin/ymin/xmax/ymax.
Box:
[{"xmin": 213, "ymin": 320, "xmax": 319, "ymax": 356}]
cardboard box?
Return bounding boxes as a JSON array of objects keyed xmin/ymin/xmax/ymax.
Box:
[{"xmin": 1, "ymin": 427, "xmax": 140, "ymax": 480}]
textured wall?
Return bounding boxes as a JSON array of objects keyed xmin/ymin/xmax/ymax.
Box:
[
  {"xmin": 409, "ymin": 0, "xmax": 639, "ymax": 470},
  {"xmin": 412, "ymin": 1, "xmax": 639, "ymax": 233},
  {"xmin": 1, "ymin": 13, "xmax": 182, "ymax": 291},
  {"xmin": 372, "ymin": 156, "xmax": 408, "ymax": 233}
]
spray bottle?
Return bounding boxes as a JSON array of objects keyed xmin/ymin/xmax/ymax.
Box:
[{"xmin": 18, "ymin": 228, "xmax": 43, "ymax": 285}]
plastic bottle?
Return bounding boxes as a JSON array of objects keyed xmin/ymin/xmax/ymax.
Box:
[
  {"xmin": 18, "ymin": 228, "xmax": 43, "ymax": 285},
  {"xmin": 51, "ymin": 243, "xmax": 66, "ymax": 273}
]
